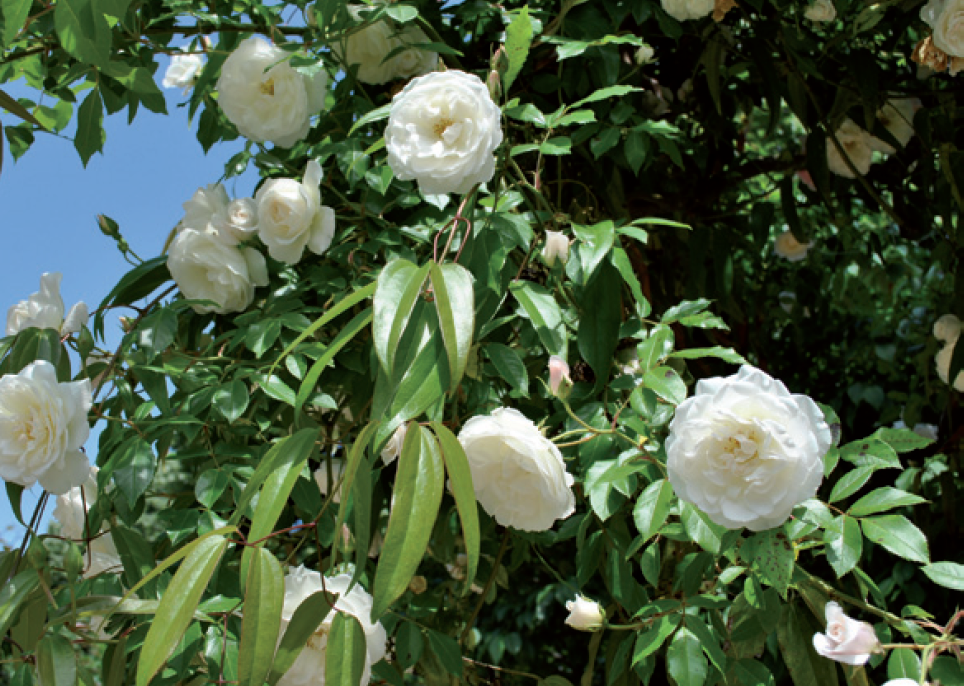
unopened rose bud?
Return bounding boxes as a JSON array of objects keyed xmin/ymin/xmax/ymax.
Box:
[
  {"xmin": 97, "ymin": 214, "xmax": 119, "ymax": 237},
  {"xmin": 634, "ymin": 45, "xmax": 655, "ymax": 65},
  {"xmin": 491, "ymin": 46, "xmax": 509, "ymax": 74},
  {"xmin": 541, "ymin": 230, "xmax": 570, "ymax": 267},
  {"xmin": 119, "ymin": 316, "xmax": 135, "ymax": 333},
  {"xmin": 812, "ymin": 602, "xmax": 880, "ymax": 665},
  {"xmin": 564, "ymin": 596, "xmax": 605, "ymax": 632},
  {"xmin": 487, "ymin": 69, "xmax": 501, "ymax": 101},
  {"xmin": 548, "ymin": 356, "xmax": 572, "ymax": 398},
  {"xmin": 409, "ymin": 576, "xmax": 428, "ymax": 594}
]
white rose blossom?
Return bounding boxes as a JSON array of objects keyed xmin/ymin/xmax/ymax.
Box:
[
  {"xmin": 882, "ymin": 680, "xmax": 924, "ymax": 686},
  {"xmin": 933, "ymin": 313, "xmax": 964, "ymax": 391},
  {"xmin": 665, "ymin": 366, "xmax": 832, "ymax": 531},
  {"xmin": 7, "ymin": 272, "xmax": 89, "ymax": 337},
  {"xmin": 0, "ymin": 360, "xmax": 92, "ymax": 495},
  {"xmin": 180, "ymin": 183, "xmax": 259, "ymax": 244},
  {"xmin": 869, "ymin": 98, "xmax": 921, "ymax": 154},
  {"xmin": 385, "ymin": 70, "xmax": 503, "ymax": 195},
  {"xmin": 774, "ymin": 230, "xmax": 812, "ymax": 262},
  {"xmin": 53, "ymin": 466, "xmax": 122, "ymax": 578},
  {"xmin": 827, "ymin": 119, "xmax": 875, "ymax": 178},
  {"xmin": 256, "ymin": 160, "xmax": 337, "ymax": 264},
  {"xmin": 340, "ymin": 7, "xmax": 438, "ymax": 84},
  {"xmin": 380, "ymin": 423, "xmax": 408, "ymax": 465},
  {"xmin": 216, "ymin": 36, "xmax": 328, "ymax": 148},
  {"xmin": 564, "ymin": 596, "xmax": 606, "ymax": 631},
  {"xmin": 661, "ymin": 0, "xmax": 714, "ymax": 22},
  {"xmin": 812, "ymin": 602, "xmax": 880, "ymax": 666},
  {"xmin": 313, "ymin": 459, "xmax": 346, "ymax": 504},
  {"xmin": 542, "ymin": 231, "xmax": 571, "ymax": 267},
  {"xmin": 167, "ymin": 228, "xmax": 269, "ymax": 314},
  {"xmin": 921, "ymin": 0, "xmax": 964, "ymax": 57},
  {"xmin": 804, "ymin": 0, "xmax": 837, "ymax": 21},
  {"xmin": 162, "ymin": 53, "xmax": 205, "ymax": 93},
  {"xmin": 634, "ymin": 45, "xmax": 656, "ymax": 65},
  {"xmin": 457, "ymin": 408, "xmax": 575, "ymax": 531},
  {"xmin": 277, "ymin": 566, "xmax": 387, "ymax": 686}
]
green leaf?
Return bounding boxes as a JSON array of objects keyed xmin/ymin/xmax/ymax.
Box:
[
  {"xmin": 643, "ymin": 366, "xmax": 687, "ymax": 406},
  {"xmin": 5, "ymin": 483, "xmax": 25, "ymax": 526},
  {"xmin": 267, "ymin": 281, "xmax": 376, "ymax": 380},
  {"xmin": 37, "ymin": 635, "xmax": 76, "ymax": 686},
  {"xmin": 572, "ymin": 220, "xmax": 615, "ymax": 281},
  {"xmin": 54, "ymin": 0, "xmax": 108, "ymax": 66},
  {"xmin": 213, "ymin": 379, "xmax": 250, "ymax": 424},
  {"xmin": 503, "ymin": 6, "xmax": 533, "ymax": 94},
  {"xmin": 109, "ymin": 437, "xmax": 155, "ymax": 504},
  {"xmin": 824, "ymin": 515, "xmax": 862, "ymax": 578},
  {"xmin": 0, "ymin": 89, "xmax": 42, "ymax": 127},
  {"xmin": 510, "ymin": 281, "xmax": 566, "ymax": 358},
  {"xmin": 348, "ymin": 103, "xmax": 391, "ymax": 136},
  {"xmin": 268, "ymin": 590, "xmax": 335, "ymax": 685},
  {"xmin": 637, "ymin": 325, "xmax": 674, "ymax": 370},
  {"xmin": 326, "ymin": 613, "xmax": 368, "ymax": 686},
  {"xmin": 777, "ymin": 604, "xmax": 839, "ymax": 686},
  {"xmin": 0, "ymin": 569, "xmax": 40, "ymax": 637},
  {"xmin": 431, "ymin": 422, "xmax": 480, "ymax": 594},
  {"xmin": 671, "ymin": 347, "xmax": 747, "ymax": 365},
  {"xmin": 611, "ymin": 247, "xmax": 651, "ymax": 317},
  {"xmin": 384, "ymin": 4, "xmax": 417, "ymax": 22},
  {"xmin": 848, "ymin": 487, "xmax": 926, "ymax": 517},
  {"xmin": 231, "ymin": 431, "xmax": 317, "ymax": 527},
  {"xmin": 666, "ymin": 627, "xmax": 707, "ymax": 686},
  {"xmin": 741, "ymin": 529, "xmax": 794, "ymax": 597},
  {"xmin": 373, "ymin": 259, "xmax": 430, "ymax": 376},
  {"xmin": 238, "ymin": 548, "xmax": 284, "ymax": 686},
  {"xmin": 74, "ymin": 88, "xmax": 106, "ymax": 165},
  {"xmin": 860, "ymin": 515, "xmax": 929, "ymax": 563},
  {"xmin": 633, "ymin": 613, "xmax": 680, "ymax": 665},
  {"xmin": 685, "ymin": 615, "xmax": 726, "ymax": 674},
  {"xmin": 485, "ymin": 343, "xmax": 529, "ymax": 396},
  {"xmin": 921, "ymin": 562, "xmax": 964, "ymax": 590},
  {"xmin": 93, "ymin": 256, "xmax": 170, "ymax": 338},
  {"xmin": 427, "ymin": 630, "xmax": 463, "ymax": 676},
  {"xmin": 578, "ymin": 261, "xmax": 622, "ymax": 389},
  {"xmin": 295, "ymin": 308, "xmax": 373, "ymax": 414},
  {"xmin": 136, "ymin": 534, "xmax": 229, "ymax": 686},
  {"xmin": 430, "ymin": 263, "xmax": 475, "ymax": 392},
  {"xmin": 572, "ymin": 85, "xmax": 644, "ymax": 109},
  {"xmin": 887, "ymin": 649, "xmax": 920, "ymax": 681},
  {"xmin": 241, "ymin": 429, "xmax": 318, "ymax": 580},
  {"xmin": 839, "ymin": 438, "xmax": 901, "ymax": 470},
  {"xmin": 333, "ymin": 422, "xmax": 378, "ymax": 566},
  {"xmin": 372, "ymin": 426, "xmax": 444, "ymax": 618},
  {"xmin": 632, "ymin": 479, "xmax": 673, "ymax": 543},
  {"xmin": 873, "ymin": 427, "xmax": 934, "ymax": 453},
  {"xmin": 1, "ymin": 0, "xmax": 30, "ymax": 46},
  {"xmin": 679, "ymin": 502, "xmax": 725, "ymax": 554},
  {"xmin": 828, "ymin": 466, "xmax": 874, "ymax": 503}
]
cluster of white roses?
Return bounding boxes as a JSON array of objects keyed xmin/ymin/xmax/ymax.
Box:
[
  {"xmin": 921, "ymin": 0, "xmax": 964, "ymax": 74},
  {"xmin": 826, "ymin": 98, "xmax": 920, "ymax": 178},
  {"xmin": 933, "ymin": 313, "xmax": 964, "ymax": 391},
  {"xmin": 2, "ymin": 274, "xmax": 92, "ymax": 496},
  {"xmin": 167, "ymin": 160, "xmax": 337, "ymax": 314}
]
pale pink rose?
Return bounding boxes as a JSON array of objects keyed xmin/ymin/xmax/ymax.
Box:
[{"xmin": 812, "ymin": 602, "xmax": 879, "ymax": 666}]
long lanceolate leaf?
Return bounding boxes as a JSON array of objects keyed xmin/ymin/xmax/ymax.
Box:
[
  {"xmin": 371, "ymin": 425, "xmax": 444, "ymax": 618},
  {"xmin": 431, "ymin": 421, "xmax": 480, "ymax": 593},
  {"xmin": 268, "ymin": 590, "xmax": 336, "ymax": 686},
  {"xmin": 373, "ymin": 259, "xmax": 431, "ymax": 376},
  {"xmin": 429, "ymin": 262, "xmax": 475, "ymax": 393},
  {"xmin": 294, "ymin": 307, "xmax": 373, "ymax": 414},
  {"xmin": 238, "ymin": 548, "xmax": 285, "ymax": 686},
  {"xmin": 326, "ymin": 613, "xmax": 368, "ymax": 686},
  {"xmin": 136, "ymin": 534, "xmax": 230, "ymax": 686},
  {"xmin": 334, "ymin": 422, "xmax": 379, "ymax": 569}
]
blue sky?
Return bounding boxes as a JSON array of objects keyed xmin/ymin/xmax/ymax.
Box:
[{"xmin": 0, "ymin": 61, "xmax": 259, "ymax": 543}]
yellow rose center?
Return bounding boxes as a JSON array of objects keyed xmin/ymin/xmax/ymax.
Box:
[
  {"xmin": 260, "ymin": 78, "xmax": 275, "ymax": 96},
  {"xmin": 433, "ymin": 118, "xmax": 455, "ymax": 139}
]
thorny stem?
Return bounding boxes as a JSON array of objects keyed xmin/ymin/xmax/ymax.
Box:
[
  {"xmin": 434, "ymin": 188, "xmax": 478, "ymax": 264},
  {"xmin": 460, "ymin": 528, "xmax": 510, "ymax": 644}
]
